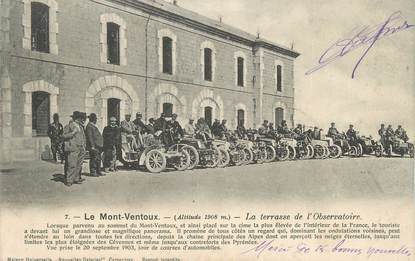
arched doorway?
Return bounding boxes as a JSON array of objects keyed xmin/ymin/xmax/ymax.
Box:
[
  {"xmin": 107, "ymin": 98, "xmax": 120, "ymax": 125},
  {"xmin": 237, "ymin": 109, "xmax": 245, "ymax": 127},
  {"xmin": 32, "ymin": 91, "xmax": 50, "ymax": 136},
  {"xmin": 204, "ymin": 106, "xmax": 213, "ymax": 127},
  {"xmin": 275, "ymin": 107, "xmax": 284, "ymax": 126}
]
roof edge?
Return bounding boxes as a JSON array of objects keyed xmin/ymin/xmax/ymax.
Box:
[{"xmin": 108, "ymin": 0, "xmax": 301, "ymax": 58}]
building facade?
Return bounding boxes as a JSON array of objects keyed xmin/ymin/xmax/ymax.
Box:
[{"xmin": 0, "ymin": 0, "xmax": 300, "ymax": 162}]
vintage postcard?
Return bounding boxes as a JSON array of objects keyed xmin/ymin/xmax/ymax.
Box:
[{"xmin": 0, "ymin": 0, "xmax": 414, "ymax": 260}]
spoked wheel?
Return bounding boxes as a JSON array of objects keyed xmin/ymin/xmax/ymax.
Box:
[
  {"xmin": 322, "ymin": 146, "xmax": 330, "ymax": 159},
  {"xmin": 145, "ymin": 150, "xmax": 167, "ymax": 173},
  {"xmin": 329, "ymin": 145, "xmax": 342, "ymax": 159},
  {"xmin": 357, "ymin": 144, "xmax": 363, "ymax": 157},
  {"xmin": 313, "ymin": 145, "xmax": 325, "ymax": 159},
  {"xmin": 276, "ymin": 145, "xmax": 290, "ymax": 161},
  {"xmin": 349, "ymin": 146, "xmax": 358, "ymax": 157},
  {"xmin": 256, "ymin": 147, "xmax": 267, "ymax": 164},
  {"xmin": 182, "ymin": 145, "xmax": 199, "ymax": 170},
  {"xmin": 172, "ymin": 150, "xmax": 190, "ymax": 171},
  {"xmin": 288, "ymin": 145, "xmax": 296, "ymax": 160},
  {"xmin": 375, "ymin": 144, "xmax": 383, "ymax": 157},
  {"xmin": 205, "ymin": 147, "xmax": 220, "ymax": 168},
  {"xmin": 242, "ymin": 148, "xmax": 254, "ymax": 165},
  {"xmin": 297, "ymin": 147, "xmax": 308, "ymax": 160},
  {"xmin": 265, "ymin": 145, "xmax": 276, "ymax": 163},
  {"xmin": 306, "ymin": 144, "xmax": 314, "ymax": 159},
  {"xmin": 217, "ymin": 147, "xmax": 230, "ymax": 168},
  {"xmin": 233, "ymin": 149, "xmax": 245, "ymax": 166},
  {"xmin": 409, "ymin": 144, "xmax": 414, "ymax": 158}
]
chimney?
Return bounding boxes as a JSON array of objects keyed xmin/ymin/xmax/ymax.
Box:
[{"xmin": 173, "ymin": 0, "xmax": 178, "ymax": 5}]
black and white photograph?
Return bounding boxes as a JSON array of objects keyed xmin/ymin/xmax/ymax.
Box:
[{"xmin": 0, "ymin": 0, "xmax": 414, "ymax": 260}]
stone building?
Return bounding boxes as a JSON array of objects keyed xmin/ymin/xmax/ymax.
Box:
[{"xmin": 0, "ymin": 0, "xmax": 300, "ymax": 162}]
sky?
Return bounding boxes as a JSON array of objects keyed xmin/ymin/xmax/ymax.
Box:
[{"xmin": 176, "ymin": 0, "xmax": 415, "ymax": 138}]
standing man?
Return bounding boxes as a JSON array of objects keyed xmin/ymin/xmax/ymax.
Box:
[
  {"xmin": 103, "ymin": 117, "xmax": 121, "ymax": 172},
  {"xmin": 48, "ymin": 113, "xmax": 64, "ymax": 163},
  {"xmin": 85, "ymin": 113, "xmax": 104, "ymax": 177},
  {"xmin": 62, "ymin": 111, "xmax": 86, "ymax": 186},
  {"xmin": 378, "ymin": 124, "xmax": 386, "ymax": 148},
  {"xmin": 395, "ymin": 125, "xmax": 409, "ymax": 142},
  {"xmin": 218, "ymin": 120, "xmax": 228, "ymax": 139},
  {"xmin": 154, "ymin": 113, "xmax": 167, "ymax": 134},
  {"xmin": 211, "ymin": 119, "xmax": 221, "ymax": 138},
  {"xmin": 236, "ymin": 121, "xmax": 247, "ymax": 139},
  {"xmin": 165, "ymin": 114, "xmax": 184, "ymax": 145}
]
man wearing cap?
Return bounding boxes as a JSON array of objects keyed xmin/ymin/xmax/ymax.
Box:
[
  {"xmin": 48, "ymin": 113, "xmax": 64, "ymax": 163},
  {"xmin": 395, "ymin": 125, "xmax": 409, "ymax": 142},
  {"xmin": 164, "ymin": 113, "xmax": 183, "ymax": 145},
  {"xmin": 121, "ymin": 114, "xmax": 138, "ymax": 151},
  {"xmin": 327, "ymin": 122, "xmax": 339, "ymax": 138},
  {"xmin": 211, "ymin": 119, "xmax": 221, "ymax": 138},
  {"xmin": 85, "ymin": 113, "xmax": 104, "ymax": 177},
  {"xmin": 103, "ymin": 117, "xmax": 121, "ymax": 172},
  {"xmin": 293, "ymin": 124, "xmax": 303, "ymax": 136},
  {"xmin": 62, "ymin": 111, "xmax": 86, "ymax": 186},
  {"xmin": 346, "ymin": 124, "xmax": 358, "ymax": 142},
  {"xmin": 184, "ymin": 119, "xmax": 196, "ymax": 137},
  {"xmin": 154, "ymin": 113, "xmax": 167, "ymax": 133},
  {"xmin": 258, "ymin": 120, "xmax": 269, "ymax": 136}
]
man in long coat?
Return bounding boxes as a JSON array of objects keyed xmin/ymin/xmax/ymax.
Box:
[{"xmin": 85, "ymin": 113, "xmax": 104, "ymax": 177}]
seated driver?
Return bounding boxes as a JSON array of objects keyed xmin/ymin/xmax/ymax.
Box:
[
  {"xmin": 395, "ymin": 125, "xmax": 409, "ymax": 142},
  {"xmin": 120, "ymin": 114, "xmax": 138, "ymax": 151},
  {"xmin": 346, "ymin": 124, "xmax": 358, "ymax": 142}
]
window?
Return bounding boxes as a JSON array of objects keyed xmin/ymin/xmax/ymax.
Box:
[
  {"xmin": 162, "ymin": 37, "xmax": 173, "ymax": 74},
  {"xmin": 275, "ymin": 107, "xmax": 284, "ymax": 127},
  {"xmin": 204, "ymin": 106, "xmax": 213, "ymax": 127},
  {"xmin": 31, "ymin": 2, "xmax": 49, "ymax": 53},
  {"xmin": 107, "ymin": 22, "xmax": 120, "ymax": 65},
  {"xmin": 204, "ymin": 48, "xmax": 213, "ymax": 81},
  {"xmin": 237, "ymin": 109, "xmax": 245, "ymax": 126},
  {"xmin": 276, "ymin": 64, "xmax": 282, "ymax": 92},
  {"xmin": 237, "ymin": 57, "xmax": 244, "ymax": 87},
  {"xmin": 32, "ymin": 91, "xmax": 50, "ymax": 136},
  {"xmin": 163, "ymin": 103, "xmax": 173, "ymax": 117}
]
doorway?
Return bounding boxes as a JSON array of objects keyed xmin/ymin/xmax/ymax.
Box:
[
  {"xmin": 237, "ymin": 109, "xmax": 245, "ymax": 127},
  {"xmin": 163, "ymin": 102, "xmax": 173, "ymax": 118},
  {"xmin": 107, "ymin": 98, "xmax": 120, "ymax": 125},
  {"xmin": 204, "ymin": 106, "xmax": 213, "ymax": 127},
  {"xmin": 275, "ymin": 107, "xmax": 284, "ymax": 127},
  {"xmin": 32, "ymin": 91, "xmax": 50, "ymax": 136}
]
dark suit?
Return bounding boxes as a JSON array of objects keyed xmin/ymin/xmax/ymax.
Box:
[
  {"xmin": 86, "ymin": 122, "xmax": 104, "ymax": 175},
  {"xmin": 103, "ymin": 125, "xmax": 121, "ymax": 170}
]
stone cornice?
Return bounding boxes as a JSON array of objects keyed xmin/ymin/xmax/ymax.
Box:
[{"xmin": 108, "ymin": 0, "xmax": 301, "ymax": 58}]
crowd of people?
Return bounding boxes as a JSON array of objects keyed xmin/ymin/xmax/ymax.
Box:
[{"xmin": 47, "ymin": 111, "xmax": 410, "ymax": 186}]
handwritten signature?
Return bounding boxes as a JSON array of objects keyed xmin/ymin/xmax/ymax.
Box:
[
  {"xmin": 241, "ymin": 239, "xmax": 412, "ymax": 258},
  {"xmin": 305, "ymin": 11, "xmax": 414, "ymax": 78}
]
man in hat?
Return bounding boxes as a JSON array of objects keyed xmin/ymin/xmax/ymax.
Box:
[
  {"xmin": 211, "ymin": 119, "xmax": 221, "ymax": 138},
  {"xmin": 103, "ymin": 117, "xmax": 121, "ymax": 172},
  {"xmin": 48, "ymin": 113, "xmax": 64, "ymax": 163},
  {"xmin": 378, "ymin": 123, "xmax": 386, "ymax": 148},
  {"xmin": 85, "ymin": 113, "xmax": 104, "ymax": 177},
  {"xmin": 62, "ymin": 111, "xmax": 86, "ymax": 186},
  {"xmin": 395, "ymin": 125, "xmax": 409, "ymax": 142},
  {"xmin": 277, "ymin": 120, "xmax": 290, "ymax": 135},
  {"xmin": 164, "ymin": 113, "xmax": 183, "ymax": 145},
  {"xmin": 311, "ymin": 126, "xmax": 321, "ymax": 140},
  {"xmin": 258, "ymin": 120, "xmax": 269, "ymax": 136},
  {"xmin": 218, "ymin": 119, "xmax": 228, "ymax": 139},
  {"xmin": 293, "ymin": 124, "xmax": 303, "ymax": 136},
  {"xmin": 154, "ymin": 113, "xmax": 168, "ymax": 134},
  {"xmin": 327, "ymin": 122, "xmax": 339, "ymax": 138},
  {"xmin": 346, "ymin": 124, "xmax": 358, "ymax": 142},
  {"xmin": 121, "ymin": 114, "xmax": 137, "ymax": 151}
]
